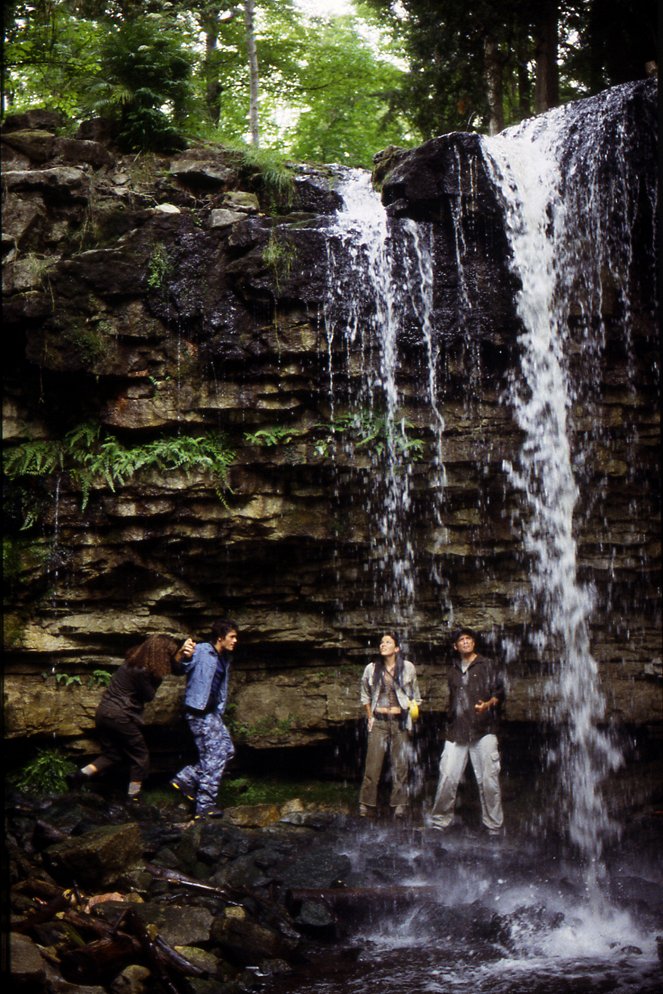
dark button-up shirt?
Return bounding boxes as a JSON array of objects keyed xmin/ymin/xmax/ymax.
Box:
[{"xmin": 446, "ymin": 653, "xmax": 505, "ymax": 745}]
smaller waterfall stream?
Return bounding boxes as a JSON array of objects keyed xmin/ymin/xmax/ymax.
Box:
[{"xmin": 324, "ymin": 170, "xmax": 441, "ymax": 629}]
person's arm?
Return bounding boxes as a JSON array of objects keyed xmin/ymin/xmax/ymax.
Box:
[
  {"xmin": 475, "ymin": 663, "xmax": 505, "ymax": 713},
  {"xmin": 409, "ymin": 666, "xmax": 422, "ymax": 706},
  {"xmin": 172, "ymin": 638, "xmax": 196, "ymax": 674},
  {"xmin": 176, "ymin": 638, "xmax": 196, "ymax": 662},
  {"xmin": 474, "ymin": 696, "xmax": 499, "ymax": 713},
  {"xmin": 360, "ymin": 665, "xmax": 374, "ymax": 731}
]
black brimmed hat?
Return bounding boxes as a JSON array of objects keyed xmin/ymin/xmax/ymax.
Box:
[{"xmin": 451, "ymin": 627, "xmax": 479, "ymax": 645}]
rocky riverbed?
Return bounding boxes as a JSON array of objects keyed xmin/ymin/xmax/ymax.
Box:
[{"xmin": 7, "ymin": 779, "xmax": 663, "ymax": 994}]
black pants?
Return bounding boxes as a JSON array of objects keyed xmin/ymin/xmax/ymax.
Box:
[{"xmin": 93, "ymin": 709, "xmax": 150, "ymax": 782}]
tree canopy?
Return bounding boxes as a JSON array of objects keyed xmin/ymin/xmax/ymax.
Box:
[{"xmin": 1, "ymin": 1, "xmax": 657, "ymax": 162}]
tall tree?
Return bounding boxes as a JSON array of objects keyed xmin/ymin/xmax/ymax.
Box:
[
  {"xmin": 244, "ymin": 0, "xmax": 260, "ymax": 145},
  {"xmin": 533, "ymin": 0, "xmax": 559, "ymax": 112},
  {"xmin": 363, "ymin": 0, "xmax": 657, "ymax": 135}
]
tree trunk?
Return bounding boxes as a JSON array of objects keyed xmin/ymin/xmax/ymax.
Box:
[
  {"xmin": 484, "ymin": 36, "xmax": 504, "ymax": 135},
  {"xmin": 244, "ymin": 0, "xmax": 260, "ymax": 146},
  {"xmin": 516, "ymin": 37, "xmax": 531, "ymax": 120},
  {"xmin": 534, "ymin": 0, "xmax": 559, "ymax": 113},
  {"xmin": 204, "ymin": 17, "xmax": 222, "ymax": 127}
]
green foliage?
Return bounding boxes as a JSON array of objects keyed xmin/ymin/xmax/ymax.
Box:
[
  {"xmin": 63, "ymin": 324, "xmax": 110, "ymax": 366},
  {"xmin": 261, "ymin": 230, "xmax": 297, "ymax": 291},
  {"xmin": 237, "ymin": 144, "xmax": 295, "ymax": 210},
  {"xmin": 4, "ymin": 1, "xmax": 653, "ymax": 163},
  {"xmin": 3, "ymin": 2, "xmax": 421, "ymax": 167},
  {"xmin": 284, "ymin": 12, "xmax": 418, "ymax": 167},
  {"xmin": 147, "ymin": 242, "xmax": 171, "ymax": 290},
  {"xmin": 245, "ymin": 410, "xmax": 425, "ymax": 462},
  {"xmin": 215, "ymin": 775, "xmax": 355, "ymax": 808},
  {"xmin": 223, "ymin": 702, "xmax": 295, "ymax": 744},
  {"xmin": 3, "ymin": 3, "xmax": 106, "ymax": 118},
  {"xmin": 244, "ymin": 426, "xmax": 302, "ymax": 447},
  {"xmin": 39, "ymin": 666, "xmax": 110, "ymax": 688},
  {"xmin": 14, "ymin": 748, "xmax": 76, "ymax": 795},
  {"xmin": 3, "ymin": 424, "xmax": 235, "ymax": 521},
  {"xmin": 93, "ymin": 16, "xmax": 193, "ymax": 152},
  {"xmin": 314, "ymin": 410, "xmax": 425, "ymax": 461},
  {"xmin": 53, "ymin": 672, "xmax": 82, "ymax": 687}
]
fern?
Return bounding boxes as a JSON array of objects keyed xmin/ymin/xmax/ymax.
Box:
[
  {"xmin": 244, "ymin": 426, "xmax": 301, "ymax": 447},
  {"xmin": 3, "ymin": 440, "xmax": 63, "ymax": 477},
  {"xmin": 4, "ymin": 426, "xmax": 235, "ymax": 518}
]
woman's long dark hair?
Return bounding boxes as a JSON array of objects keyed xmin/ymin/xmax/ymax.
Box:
[
  {"xmin": 371, "ymin": 632, "xmax": 405, "ymax": 694},
  {"xmin": 125, "ymin": 634, "xmax": 180, "ymax": 679}
]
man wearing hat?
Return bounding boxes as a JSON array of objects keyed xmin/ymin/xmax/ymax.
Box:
[{"xmin": 430, "ymin": 627, "xmax": 505, "ymax": 836}]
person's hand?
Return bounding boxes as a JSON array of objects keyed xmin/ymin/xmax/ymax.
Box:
[
  {"xmin": 475, "ymin": 698, "xmax": 492, "ymax": 713},
  {"xmin": 180, "ymin": 638, "xmax": 196, "ymax": 659},
  {"xmin": 367, "ymin": 716, "xmax": 375, "ymax": 732}
]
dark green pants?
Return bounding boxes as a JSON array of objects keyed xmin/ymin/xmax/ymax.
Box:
[{"xmin": 359, "ymin": 717, "xmax": 411, "ymax": 809}]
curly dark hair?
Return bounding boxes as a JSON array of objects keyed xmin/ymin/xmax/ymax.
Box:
[{"xmin": 125, "ymin": 634, "xmax": 180, "ymax": 679}]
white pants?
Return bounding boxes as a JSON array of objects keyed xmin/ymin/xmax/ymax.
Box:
[{"xmin": 431, "ymin": 733, "xmax": 503, "ymax": 832}]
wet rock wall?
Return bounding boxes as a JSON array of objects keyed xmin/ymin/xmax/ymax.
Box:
[{"xmin": 2, "ymin": 82, "xmax": 660, "ymax": 768}]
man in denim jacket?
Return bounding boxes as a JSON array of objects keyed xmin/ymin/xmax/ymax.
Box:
[{"xmin": 171, "ymin": 619, "xmax": 238, "ymax": 818}]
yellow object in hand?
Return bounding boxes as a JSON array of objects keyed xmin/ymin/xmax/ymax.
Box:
[{"xmin": 409, "ymin": 700, "xmax": 419, "ymax": 721}]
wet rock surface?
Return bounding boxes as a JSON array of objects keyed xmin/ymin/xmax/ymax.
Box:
[
  {"xmin": 2, "ymin": 78, "xmax": 660, "ymax": 768},
  {"xmin": 7, "ymin": 786, "xmax": 663, "ymax": 994}
]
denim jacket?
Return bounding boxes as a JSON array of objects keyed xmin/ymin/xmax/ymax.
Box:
[{"xmin": 182, "ymin": 642, "xmax": 230, "ymax": 713}]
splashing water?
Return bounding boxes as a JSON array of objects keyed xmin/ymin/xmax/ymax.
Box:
[{"xmin": 479, "ymin": 85, "xmax": 655, "ymax": 875}]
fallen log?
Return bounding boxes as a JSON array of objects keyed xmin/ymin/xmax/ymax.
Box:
[
  {"xmin": 287, "ymin": 885, "xmax": 441, "ymax": 911},
  {"xmin": 114, "ymin": 907, "xmax": 208, "ymax": 993},
  {"xmin": 59, "ymin": 905, "xmax": 209, "ymax": 991},
  {"xmin": 59, "ymin": 933, "xmax": 142, "ymax": 984},
  {"xmin": 144, "ymin": 862, "xmax": 242, "ymax": 904}
]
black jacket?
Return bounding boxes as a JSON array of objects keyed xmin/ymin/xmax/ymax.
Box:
[
  {"xmin": 446, "ymin": 654, "xmax": 505, "ymax": 745},
  {"xmin": 96, "ymin": 662, "xmax": 161, "ymax": 724}
]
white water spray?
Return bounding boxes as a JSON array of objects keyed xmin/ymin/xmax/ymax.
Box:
[{"xmin": 479, "ymin": 89, "xmax": 647, "ymax": 872}]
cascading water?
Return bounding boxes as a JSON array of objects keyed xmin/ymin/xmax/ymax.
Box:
[
  {"xmin": 480, "ymin": 82, "xmax": 654, "ymax": 878},
  {"xmin": 323, "ymin": 169, "xmax": 441, "ymax": 629},
  {"xmin": 270, "ymin": 82, "xmax": 660, "ymax": 994}
]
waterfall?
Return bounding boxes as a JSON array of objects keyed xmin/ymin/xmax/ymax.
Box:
[
  {"xmin": 479, "ymin": 84, "xmax": 653, "ymax": 874},
  {"xmin": 324, "ymin": 169, "xmax": 439, "ymax": 630}
]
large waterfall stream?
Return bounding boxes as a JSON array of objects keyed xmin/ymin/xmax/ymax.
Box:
[{"xmin": 268, "ymin": 83, "xmax": 660, "ymax": 994}]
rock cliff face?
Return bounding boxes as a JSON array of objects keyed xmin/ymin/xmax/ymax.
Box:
[{"xmin": 2, "ymin": 81, "xmax": 660, "ymax": 769}]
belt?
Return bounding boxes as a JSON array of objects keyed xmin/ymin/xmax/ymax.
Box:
[{"xmin": 375, "ymin": 712, "xmax": 401, "ymax": 721}]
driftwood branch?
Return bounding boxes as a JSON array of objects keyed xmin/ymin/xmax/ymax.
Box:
[
  {"xmin": 144, "ymin": 862, "xmax": 242, "ymax": 903},
  {"xmin": 287, "ymin": 885, "xmax": 441, "ymax": 910},
  {"xmin": 14, "ymin": 878, "xmax": 209, "ymax": 990}
]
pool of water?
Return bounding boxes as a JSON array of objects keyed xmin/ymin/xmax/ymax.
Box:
[{"xmin": 265, "ymin": 822, "xmax": 662, "ymax": 994}]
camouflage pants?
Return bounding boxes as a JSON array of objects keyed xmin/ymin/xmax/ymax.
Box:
[{"xmin": 175, "ymin": 710, "xmax": 235, "ymax": 815}]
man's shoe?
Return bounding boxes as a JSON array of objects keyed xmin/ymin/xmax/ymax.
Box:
[
  {"xmin": 430, "ymin": 819, "xmax": 450, "ymax": 833},
  {"xmin": 170, "ymin": 779, "xmax": 195, "ymax": 802},
  {"xmin": 359, "ymin": 804, "xmax": 375, "ymax": 818},
  {"xmin": 394, "ymin": 805, "xmax": 407, "ymax": 819}
]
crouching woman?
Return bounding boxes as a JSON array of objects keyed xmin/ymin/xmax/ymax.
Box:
[{"xmin": 68, "ymin": 634, "xmax": 195, "ymax": 802}]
